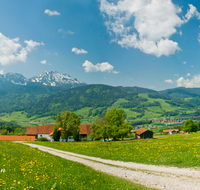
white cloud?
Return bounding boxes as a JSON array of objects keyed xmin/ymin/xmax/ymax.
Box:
[
  {"xmin": 186, "ymin": 73, "xmax": 191, "ymax": 77},
  {"xmin": 177, "ymin": 75, "xmax": 200, "ymax": 88},
  {"xmin": 58, "ymin": 28, "xmax": 74, "ymax": 35},
  {"xmin": 0, "ymin": 33, "xmax": 43, "ymax": 66},
  {"xmin": 180, "ymin": 31, "xmax": 182, "ymax": 36},
  {"xmin": 174, "ymin": 74, "xmax": 179, "ymax": 77},
  {"xmin": 185, "ymin": 4, "xmax": 200, "ymax": 22},
  {"xmin": 40, "ymin": 60, "xmax": 46, "ymax": 64},
  {"xmin": 182, "ymin": 61, "xmax": 187, "ymax": 64},
  {"xmin": 72, "ymin": 47, "xmax": 88, "ymax": 55},
  {"xmin": 0, "ymin": 69, "xmax": 4, "ymax": 75},
  {"xmin": 82, "ymin": 60, "xmax": 118, "ymax": 74},
  {"xmin": 164, "ymin": 79, "xmax": 174, "ymax": 84},
  {"xmin": 112, "ymin": 70, "xmax": 119, "ymax": 74},
  {"xmin": 191, "ymin": 65, "xmax": 194, "ymax": 67},
  {"xmin": 198, "ymin": 33, "xmax": 200, "ymax": 43},
  {"xmin": 44, "ymin": 9, "xmax": 60, "ymax": 16},
  {"xmin": 99, "ymin": 0, "xmax": 187, "ymax": 57},
  {"xmin": 99, "ymin": 1, "xmax": 200, "ymax": 57},
  {"xmin": 24, "ymin": 40, "xmax": 44, "ymax": 52},
  {"xmin": 55, "ymin": 53, "xmax": 58, "ymax": 56}
]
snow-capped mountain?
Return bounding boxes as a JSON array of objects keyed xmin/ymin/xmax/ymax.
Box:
[
  {"xmin": 30, "ymin": 71, "xmax": 85, "ymax": 87},
  {"xmin": 0, "ymin": 73, "xmax": 28, "ymax": 85},
  {"xmin": 0, "ymin": 71, "xmax": 86, "ymax": 89}
]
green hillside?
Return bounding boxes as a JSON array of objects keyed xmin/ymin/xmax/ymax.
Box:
[
  {"xmin": 0, "ymin": 84, "xmax": 199, "ymax": 124},
  {"xmin": 21, "ymin": 84, "xmax": 198, "ymax": 120},
  {"xmin": 0, "ymin": 85, "xmax": 64, "ymax": 113}
]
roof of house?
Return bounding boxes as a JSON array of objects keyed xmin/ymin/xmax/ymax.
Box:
[
  {"xmin": 38, "ymin": 125, "xmax": 56, "ymax": 134},
  {"xmin": 162, "ymin": 129, "xmax": 179, "ymax": 133},
  {"xmin": 134, "ymin": 128, "xmax": 153, "ymax": 135},
  {"xmin": 79, "ymin": 124, "xmax": 92, "ymax": 136},
  {"xmin": 49, "ymin": 128, "xmax": 63, "ymax": 136},
  {"xmin": 26, "ymin": 127, "xmax": 38, "ymax": 135},
  {"xmin": 49, "ymin": 125, "xmax": 92, "ymax": 136}
]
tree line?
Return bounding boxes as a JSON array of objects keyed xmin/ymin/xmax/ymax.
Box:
[{"xmin": 52, "ymin": 109, "xmax": 133, "ymax": 142}]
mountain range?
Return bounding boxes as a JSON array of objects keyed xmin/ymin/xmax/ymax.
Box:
[
  {"xmin": 0, "ymin": 71, "xmax": 200, "ymax": 121},
  {"xmin": 0, "ymin": 71, "xmax": 86, "ymax": 89}
]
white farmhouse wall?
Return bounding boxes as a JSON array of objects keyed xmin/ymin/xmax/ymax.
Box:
[{"xmin": 37, "ymin": 134, "xmax": 51, "ymax": 140}]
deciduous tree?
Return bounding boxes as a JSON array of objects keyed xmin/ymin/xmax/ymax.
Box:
[
  {"xmin": 56, "ymin": 111, "xmax": 81, "ymax": 141},
  {"xmin": 183, "ymin": 119, "xmax": 198, "ymax": 132}
]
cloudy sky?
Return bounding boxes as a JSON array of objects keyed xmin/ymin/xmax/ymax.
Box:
[{"xmin": 1, "ymin": 0, "xmax": 200, "ymax": 90}]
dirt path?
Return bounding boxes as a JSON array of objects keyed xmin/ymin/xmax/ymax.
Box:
[{"xmin": 18, "ymin": 142, "xmax": 200, "ymax": 190}]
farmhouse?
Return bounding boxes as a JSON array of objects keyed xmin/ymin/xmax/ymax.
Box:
[
  {"xmin": 134, "ymin": 128, "xmax": 154, "ymax": 139},
  {"xmin": 26, "ymin": 124, "xmax": 92, "ymax": 141},
  {"xmin": 162, "ymin": 129, "xmax": 178, "ymax": 134},
  {"xmin": 26, "ymin": 125, "xmax": 56, "ymax": 140}
]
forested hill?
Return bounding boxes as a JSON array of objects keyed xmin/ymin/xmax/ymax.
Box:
[
  {"xmin": 24, "ymin": 84, "xmax": 139, "ymax": 117},
  {"xmin": 22, "ymin": 84, "xmax": 199, "ymax": 118},
  {"xmin": 1, "ymin": 84, "xmax": 200, "ymax": 119},
  {"xmin": 118, "ymin": 86, "xmax": 158, "ymax": 94},
  {"xmin": 0, "ymin": 84, "xmax": 64, "ymax": 113},
  {"xmin": 160, "ymin": 87, "xmax": 200, "ymax": 98}
]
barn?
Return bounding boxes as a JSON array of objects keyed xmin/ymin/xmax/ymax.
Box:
[{"xmin": 134, "ymin": 128, "xmax": 154, "ymax": 139}]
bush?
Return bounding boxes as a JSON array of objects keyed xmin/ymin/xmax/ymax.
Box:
[
  {"xmin": 81, "ymin": 137, "xmax": 88, "ymax": 142},
  {"xmin": 37, "ymin": 137, "xmax": 49, "ymax": 141}
]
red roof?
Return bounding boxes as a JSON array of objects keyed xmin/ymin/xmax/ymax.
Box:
[
  {"xmin": 49, "ymin": 125, "xmax": 92, "ymax": 136},
  {"xmin": 26, "ymin": 127, "xmax": 38, "ymax": 135},
  {"xmin": 38, "ymin": 125, "xmax": 56, "ymax": 134},
  {"xmin": 134, "ymin": 128, "xmax": 148, "ymax": 135},
  {"xmin": 163, "ymin": 129, "xmax": 179, "ymax": 133},
  {"xmin": 79, "ymin": 125, "xmax": 92, "ymax": 136},
  {"xmin": 49, "ymin": 128, "xmax": 63, "ymax": 136}
]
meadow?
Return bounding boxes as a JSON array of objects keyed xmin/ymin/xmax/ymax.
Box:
[
  {"xmin": 0, "ymin": 141, "xmax": 153, "ymax": 190},
  {"xmin": 32, "ymin": 133, "xmax": 200, "ymax": 168}
]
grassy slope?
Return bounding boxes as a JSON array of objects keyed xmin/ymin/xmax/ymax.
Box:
[
  {"xmin": 0, "ymin": 111, "xmax": 56, "ymax": 127},
  {"xmin": 0, "ymin": 141, "xmax": 154, "ymax": 190},
  {"xmin": 32, "ymin": 133, "xmax": 200, "ymax": 168}
]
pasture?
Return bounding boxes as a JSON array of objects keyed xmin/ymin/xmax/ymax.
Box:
[
  {"xmin": 32, "ymin": 133, "xmax": 200, "ymax": 168},
  {"xmin": 0, "ymin": 141, "xmax": 152, "ymax": 190}
]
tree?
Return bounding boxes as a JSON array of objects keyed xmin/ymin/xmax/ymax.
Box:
[
  {"xmin": 1, "ymin": 129, "xmax": 9, "ymax": 135},
  {"xmin": 95, "ymin": 116, "xmax": 107, "ymax": 126},
  {"xmin": 89, "ymin": 124, "xmax": 101, "ymax": 140},
  {"xmin": 183, "ymin": 119, "xmax": 198, "ymax": 132},
  {"xmin": 56, "ymin": 111, "xmax": 81, "ymax": 142},
  {"xmin": 52, "ymin": 126, "xmax": 60, "ymax": 141},
  {"xmin": 105, "ymin": 109, "xmax": 132, "ymax": 140},
  {"xmin": 98, "ymin": 125, "xmax": 111, "ymax": 141},
  {"xmin": 118, "ymin": 123, "xmax": 132, "ymax": 140}
]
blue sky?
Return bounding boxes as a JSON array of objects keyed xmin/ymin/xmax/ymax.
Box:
[{"xmin": 1, "ymin": 0, "xmax": 200, "ymax": 90}]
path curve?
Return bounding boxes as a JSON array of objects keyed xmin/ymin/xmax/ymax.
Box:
[{"xmin": 17, "ymin": 142, "xmax": 200, "ymax": 190}]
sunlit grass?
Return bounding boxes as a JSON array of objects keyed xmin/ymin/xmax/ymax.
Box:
[
  {"xmin": 33, "ymin": 133, "xmax": 200, "ymax": 168},
  {"xmin": 0, "ymin": 141, "xmax": 153, "ymax": 190}
]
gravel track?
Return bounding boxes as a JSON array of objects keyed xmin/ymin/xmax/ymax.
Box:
[{"xmin": 17, "ymin": 142, "xmax": 200, "ymax": 190}]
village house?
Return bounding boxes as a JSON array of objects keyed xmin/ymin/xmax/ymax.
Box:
[
  {"xmin": 26, "ymin": 124, "xmax": 92, "ymax": 141},
  {"xmin": 134, "ymin": 128, "xmax": 154, "ymax": 139},
  {"xmin": 26, "ymin": 125, "xmax": 56, "ymax": 140},
  {"xmin": 162, "ymin": 129, "xmax": 179, "ymax": 134}
]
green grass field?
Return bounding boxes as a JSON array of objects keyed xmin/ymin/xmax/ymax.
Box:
[
  {"xmin": 109, "ymin": 98, "xmax": 129, "ymax": 109},
  {"xmin": 0, "ymin": 141, "xmax": 154, "ymax": 190},
  {"xmin": 138, "ymin": 94, "xmax": 187, "ymax": 112},
  {"xmin": 32, "ymin": 133, "xmax": 200, "ymax": 168}
]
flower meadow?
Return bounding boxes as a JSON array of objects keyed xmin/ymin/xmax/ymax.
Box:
[
  {"xmin": 0, "ymin": 141, "xmax": 153, "ymax": 190},
  {"xmin": 34, "ymin": 133, "xmax": 200, "ymax": 168}
]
